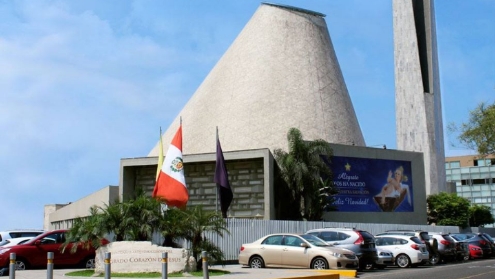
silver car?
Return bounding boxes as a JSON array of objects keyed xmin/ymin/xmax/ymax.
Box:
[
  {"xmin": 374, "ymin": 247, "xmax": 394, "ymax": 269},
  {"xmin": 238, "ymin": 233, "xmax": 359, "ymax": 270}
]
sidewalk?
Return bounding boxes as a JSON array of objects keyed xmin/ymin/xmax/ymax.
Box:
[{"xmin": 8, "ymin": 265, "xmax": 357, "ymax": 279}]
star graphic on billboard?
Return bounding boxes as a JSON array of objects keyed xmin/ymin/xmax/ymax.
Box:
[{"xmin": 345, "ymin": 163, "xmax": 351, "ymax": 171}]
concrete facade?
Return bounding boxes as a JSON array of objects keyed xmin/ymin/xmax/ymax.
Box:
[
  {"xmin": 46, "ymin": 186, "xmax": 119, "ymax": 230},
  {"xmin": 120, "ymin": 144, "xmax": 427, "ymax": 225},
  {"xmin": 324, "ymin": 144, "xmax": 427, "ymax": 224},
  {"xmin": 149, "ymin": 3, "xmax": 365, "ymax": 158},
  {"xmin": 120, "ymin": 149, "xmax": 275, "ymax": 219},
  {"xmin": 393, "ymin": 0, "xmax": 446, "ymax": 195}
]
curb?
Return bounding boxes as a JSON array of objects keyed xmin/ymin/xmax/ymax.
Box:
[{"xmin": 271, "ymin": 269, "xmax": 357, "ymax": 279}]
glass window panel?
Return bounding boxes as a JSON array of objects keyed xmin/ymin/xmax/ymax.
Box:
[
  {"xmin": 461, "ymin": 168, "xmax": 471, "ymax": 174},
  {"xmin": 477, "ymin": 160, "xmax": 486, "ymax": 167},
  {"xmin": 472, "ymin": 186, "xmax": 481, "ymax": 191},
  {"xmin": 482, "ymin": 185, "xmax": 490, "ymax": 191},
  {"xmin": 445, "ymin": 163, "xmax": 450, "ymax": 169},
  {"xmin": 450, "ymin": 161, "xmax": 461, "ymax": 168},
  {"xmin": 479, "ymin": 166, "xmax": 489, "ymax": 173},
  {"xmin": 451, "ymin": 169, "xmax": 461, "ymax": 174},
  {"xmin": 451, "ymin": 174, "xmax": 461, "ymax": 180},
  {"xmin": 481, "ymin": 190, "xmax": 491, "ymax": 196},
  {"xmin": 471, "ymin": 173, "xmax": 481, "ymax": 179}
]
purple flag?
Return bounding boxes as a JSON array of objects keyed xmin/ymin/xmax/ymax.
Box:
[{"xmin": 214, "ymin": 138, "xmax": 233, "ymax": 218}]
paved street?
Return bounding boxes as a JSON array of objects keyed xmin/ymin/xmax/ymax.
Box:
[{"xmin": 6, "ymin": 259, "xmax": 495, "ymax": 279}]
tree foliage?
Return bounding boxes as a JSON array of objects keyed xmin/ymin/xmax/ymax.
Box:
[
  {"xmin": 64, "ymin": 192, "xmax": 229, "ymax": 265},
  {"xmin": 469, "ymin": 204, "xmax": 495, "ymax": 227},
  {"xmin": 427, "ymin": 192, "xmax": 470, "ymax": 228},
  {"xmin": 448, "ymin": 101, "xmax": 495, "ymax": 157},
  {"xmin": 273, "ymin": 127, "xmax": 337, "ymax": 221},
  {"xmin": 427, "ymin": 192, "xmax": 495, "ymax": 228}
]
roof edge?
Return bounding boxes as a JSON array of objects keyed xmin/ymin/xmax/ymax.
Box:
[{"xmin": 261, "ymin": 2, "xmax": 326, "ymax": 17}]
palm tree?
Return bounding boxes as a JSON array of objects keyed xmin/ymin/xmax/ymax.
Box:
[
  {"xmin": 63, "ymin": 206, "xmax": 107, "ymax": 253},
  {"xmin": 273, "ymin": 127, "xmax": 335, "ymax": 221},
  {"xmin": 122, "ymin": 191, "xmax": 162, "ymax": 241},
  {"xmin": 159, "ymin": 207, "xmax": 189, "ymax": 248},
  {"xmin": 181, "ymin": 206, "xmax": 230, "ymax": 268}
]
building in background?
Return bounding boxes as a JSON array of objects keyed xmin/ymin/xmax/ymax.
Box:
[
  {"xmin": 45, "ymin": 1, "xmax": 445, "ymax": 230},
  {"xmin": 446, "ymin": 155, "xmax": 495, "ymax": 227},
  {"xmin": 393, "ymin": 0, "xmax": 446, "ymax": 196}
]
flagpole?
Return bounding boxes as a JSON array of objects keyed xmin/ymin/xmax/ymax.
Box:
[{"xmin": 215, "ymin": 126, "xmax": 219, "ymax": 214}]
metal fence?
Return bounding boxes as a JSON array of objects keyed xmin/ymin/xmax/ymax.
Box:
[
  {"xmin": 150, "ymin": 219, "xmax": 495, "ymax": 262},
  {"xmin": 200, "ymin": 219, "xmax": 463, "ymax": 261}
]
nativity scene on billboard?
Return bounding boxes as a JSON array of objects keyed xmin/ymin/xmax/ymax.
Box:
[{"xmin": 329, "ymin": 156, "xmax": 414, "ymax": 212}]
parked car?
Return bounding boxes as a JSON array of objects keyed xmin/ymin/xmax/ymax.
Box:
[
  {"xmin": 0, "ymin": 237, "xmax": 33, "ymax": 247},
  {"xmin": 0, "ymin": 230, "xmax": 44, "ymax": 242},
  {"xmin": 0, "ymin": 229, "xmax": 107, "ymax": 271},
  {"xmin": 238, "ymin": 233, "xmax": 359, "ymax": 270},
  {"xmin": 450, "ymin": 233, "xmax": 492, "ymax": 258},
  {"xmin": 445, "ymin": 234, "xmax": 469, "ymax": 261},
  {"xmin": 428, "ymin": 232, "xmax": 456, "ymax": 263},
  {"xmin": 374, "ymin": 247, "xmax": 394, "ymax": 269},
  {"xmin": 481, "ymin": 233, "xmax": 495, "ymax": 245},
  {"xmin": 374, "ymin": 235, "xmax": 429, "ymax": 268},
  {"xmin": 376, "ymin": 230, "xmax": 439, "ymax": 265},
  {"xmin": 469, "ymin": 244, "xmax": 484, "ymax": 259},
  {"xmin": 305, "ymin": 228, "xmax": 378, "ymax": 270},
  {"xmin": 479, "ymin": 233, "xmax": 495, "ymax": 255}
]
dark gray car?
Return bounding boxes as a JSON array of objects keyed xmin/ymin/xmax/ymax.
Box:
[{"xmin": 306, "ymin": 228, "xmax": 378, "ymax": 270}]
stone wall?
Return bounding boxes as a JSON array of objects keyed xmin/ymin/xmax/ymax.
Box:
[{"xmin": 131, "ymin": 158, "xmax": 265, "ymax": 217}]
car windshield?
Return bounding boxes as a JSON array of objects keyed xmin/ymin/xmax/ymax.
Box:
[{"xmin": 300, "ymin": 234, "xmax": 329, "ymax": 247}]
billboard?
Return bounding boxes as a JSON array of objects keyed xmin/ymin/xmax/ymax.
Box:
[{"xmin": 328, "ymin": 156, "xmax": 414, "ymax": 212}]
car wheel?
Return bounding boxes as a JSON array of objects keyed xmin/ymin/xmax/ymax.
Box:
[
  {"xmin": 82, "ymin": 257, "xmax": 96, "ymax": 269},
  {"xmin": 395, "ymin": 254, "xmax": 411, "ymax": 268},
  {"xmin": 429, "ymin": 254, "xmax": 440, "ymax": 265},
  {"xmin": 364, "ymin": 262, "xmax": 374, "ymax": 270},
  {"xmin": 15, "ymin": 259, "xmax": 28, "ymax": 271},
  {"xmin": 311, "ymin": 257, "xmax": 328, "ymax": 270},
  {"xmin": 249, "ymin": 256, "xmax": 264, "ymax": 268}
]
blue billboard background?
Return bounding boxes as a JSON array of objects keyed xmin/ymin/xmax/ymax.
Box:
[{"xmin": 327, "ymin": 156, "xmax": 414, "ymax": 212}]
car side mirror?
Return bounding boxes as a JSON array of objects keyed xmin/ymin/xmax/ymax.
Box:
[
  {"xmin": 300, "ymin": 242, "xmax": 309, "ymax": 248},
  {"xmin": 34, "ymin": 240, "xmax": 41, "ymax": 246}
]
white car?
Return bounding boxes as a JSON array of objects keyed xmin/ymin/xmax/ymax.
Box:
[
  {"xmin": 375, "ymin": 235, "xmax": 429, "ymax": 268},
  {"xmin": 0, "ymin": 237, "xmax": 33, "ymax": 247}
]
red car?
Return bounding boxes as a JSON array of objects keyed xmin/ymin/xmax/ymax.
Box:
[
  {"xmin": 469, "ymin": 244, "xmax": 483, "ymax": 260},
  {"xmin": 0, "ymin": 229, "xmax": 104, "ymax": 271}
]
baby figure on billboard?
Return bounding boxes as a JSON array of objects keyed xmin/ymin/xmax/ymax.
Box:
[{"xmin": 376, "ymin": 166, "xmax": 411, "ymax": 210}]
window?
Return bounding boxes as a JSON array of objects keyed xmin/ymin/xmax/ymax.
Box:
[
  {"xmin": 449, "ymin": 161, "xmax": 461, "ymax": 168},
  {"xmin": 283, "ymin": 236, "xmax": 303, "ymax": 247},
  {"xmin": 318, "ymin": 231, "xmax": 339, "ymax": 242},
  {"xmin": 337, "ymin": 232, "xmax": 351, "ymax": 240},
  {"xmin": 263, "ymin": 235, "xmax": 283, "ymax": 245}
]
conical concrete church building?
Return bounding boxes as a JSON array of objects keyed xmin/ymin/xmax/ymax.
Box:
[
  {"xmin": 149, "ymin": 3, "xmax": 364, "ymax": 157},
  {"xmin": 48, "ymin": 2, "xmax": 431, "ymax": 229}
]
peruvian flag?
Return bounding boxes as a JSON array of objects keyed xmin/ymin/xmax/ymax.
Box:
[{"xmin": 152, "ymin": 125, "xmax": 189, "ymax": 208}]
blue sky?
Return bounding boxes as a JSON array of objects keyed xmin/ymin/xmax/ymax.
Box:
[{"xmin": 1, "ymin": 0, "xmax": 493, "ymax": 229}]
